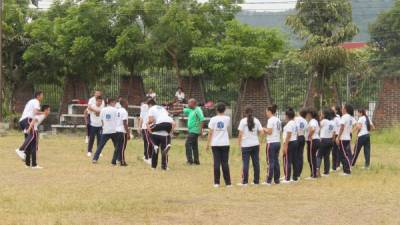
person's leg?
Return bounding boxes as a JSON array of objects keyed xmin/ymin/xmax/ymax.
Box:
[
  {"xmin": 266, "ymin": 143, "xmax": 273, "ymax": 184},
  {"xmin": 95, "ymin": 127, "xmax": 102, "ymax": 149},
  {"xmin": 185, "ymin": 133, "xmax": 194, "ymax": 164},
  {"xmin": 352, "ymin": 135, "xmax": 364, "ymax": 166},
  {"xmin": 323, "ymin": 141, "xmax": 332, "ymax": 175},
  {"xmin": 221, "ymin": 146, "xmax": 231, "ymax": 186},
  {"xmin": 251, "ymin": 146, "xmax": 260, "ymax": 184},
  {"xmin": 25, "ymin": 144, "xmax": 32, "ymax": 167},
  {"xmin": 212, "ymin": 147, "xmax": 221, "ymax": 185},
  {"xmin": 150, "ymin": 122, "xmax": 172, "ymax": 133},
  {"xmin": 87, "ymin": 126, "xmax": 96, "ymax": 153},
  {"xmin": 316, "ymin": 140, "xmax": 325, "ymax": 173},
  {"xmin": 332, "ymin": 135, "xmax": 339, "ymax": 170},
  {"xmin": 192, "ymin": 134, "xmax": 200, "ymax": 164},
  {"xmin": 297, "ymin": 136, "xmax": 305, "ymax": 179},
  {"xmin": 111, "ymin": 133, "xmax": 123, "ymax": 165},
  {"xmin": 120, "ymin": 133, "xmax": 128, "ymax": 165},
  {"xmin": 312, "ymin": 139, "xmax": 319, "ymax": 177},
  {"xmin": 142, "ymin": 130, "xmax": 149, "ymax": 159},
  {"xmin": 364, "ymin": 135, "xmax": 371, "ymax": 167},
  {"xmin": 151, "ymin": 135, "xmax": 161, "ymax": 169},
  {"xmin": 306, "ymin": 141, "xmax": 313, "ymax": 177},
  {"xmin": 273, "ymin": 143, "xmax": 281, "ymax": 184},
  {"xmin": 344, "ymin": 140, "xmax": 353, "ymax": 167},
  {"xmin": 339, "ymin": 141, "xmax": 351, "ymax": 174},
  {"xmin": 93, "ymin": 134, "xmax": 110, "ymax": 161},
  {"xmin": 31, "ymin": 132, "xmax": 38, "ymax": 167},
  {"xmin": 241, "ymin": 147, "xmax": 250, "ymax": 184},
  {"xmin": 291, "ymin": 141, "xmax": 299, "ymax": 181},
  {"xmin": 161, "ymin": 136, "xmax": 168, "ymax": 170}
]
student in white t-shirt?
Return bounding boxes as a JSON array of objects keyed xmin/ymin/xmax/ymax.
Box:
[
  {"xmin": 147, "ymin": 99, "xmax": 175, "ymax": 170},
  {"xmin": 86, "ymin": 90, "xmax": 104, "ymax": 144},
  {"xmin": 262, "ymin": 104, "xmax": 281, "ymax": 185},
  {"xmin": 84, "ymin": 96, "xmax": 104, "ymax": 157},
  {"xmin": 352, "ymin": 108, "xmax": 375, "ymax": 168},
  {"xmin": 175, "ymin": 87, "xmax": 185, "ymax": 102},
  {"xmin": 237, "ymin": 106, "xmax": 263, "ymax": 186},
  {"xmin": 112, "ymin": 99, "xmax": 130, "ymax": 166},
  {"xmin": 21, "ymin": 105, "xmax": 50, "ymax": 169},
  {"xmin": 294, "ymin": 108, "xmax": 307, "ymax": 180},
  {"xmin": 317, "ymin": 108, "xmax": 336, "ymax": 176},
  {"xmin": 282, "ymin": 108, "xmax": 298, "ymax": 183},
  {"xmin": 92, "ymin": 98, "xmax": 119, "ymax": 163},
  {"xmin": 306, "ymin": 108, "xmax": 320, "ymax": 179},
  {"xmin": 331, "ymin": 105, "xmax": 342, "ymax": 171},
  {"xmin": 15, "ymin": 91, "xmax": 44, "ymax": 160},
  {"xmin": 139, "ymin": 97, "xmax": 153, "ymax": 163},
  {"xmin": 206, "ymin": 103, "xmax": 231, "ymax": 188},
  {"xmin": 336, "ymin": 104, "xmax": 354, "ymax": 175}
]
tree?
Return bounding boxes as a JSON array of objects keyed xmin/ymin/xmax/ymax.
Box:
[
  {"xmin": 286, "ymin": 0, "xmax": 358, "ymax": 108},
  {"xmin": 369, "ymin": 0, "xmax": 400, "ymax": 76}
]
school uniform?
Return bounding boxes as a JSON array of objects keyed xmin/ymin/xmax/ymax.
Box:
[
  {"xmin": 140, "ymin": 103, "xmax": 152, "ymax": 160},
  {"xmin": 18, "ymin": 99, "xmax": 41, "ymax": 154},
  {"xmin": 331, "ymin": 115, "xmax": 341, "ymax": 170},
  {"xmin": 209, "ymin": 115, "xmax": 231, "ymax": 186},
  {"xmin": 87, "ymin": 97, "xmax": 105, "ymax": 137},
  {"xmin": 306, "ymin": 119, "xmax": 320, "ymax": 178},
  {"xmin": 282, "ymin": 120, "xmax": 298, "ymax": 181},
  {"xmin": 92, "ymin": 106, "xmax": 119, "ymax": 162},
  {"xmin": 148, "ymin": 105, "xmax": 173, "ymax": 170},
  {"xmin": 25, "ymin": 114, "xmax": 46, "ymax": 167},
  {"xmin": 238, "ymin": 117, "xmax": 262, "ymax": 185},
  {"xmin": 112, "ymin": 107, "xmax": 129, "ymax": 165},
  {"xmin": 338, "ymin": 114, "xmax": 353, "ymax": 174},
  {"xmin": 318, "ymin": 119, "xmax": 335, "ymax": 175},
  {"xmin": 87, "ymin": 104, "xmax": 103, "ymax": 153},
  {"xmin": 352, "ymin": 116, "xmax": 373, "ymax": 167},
  {"xmin": 265, "ymin": 116, "xmax": 281, "ymax": 184},
  {"xmin": 294, "ymin": 116, "xmax": 307, "ymax": 179}
]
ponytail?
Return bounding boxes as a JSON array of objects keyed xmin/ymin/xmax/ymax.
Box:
[
  {"xmin": 245, "ymin": 106, "xmax": 255, "ymax": 132},
  {"xmin": 359, "ymin": 109, "xmax": 371, "ymax": 131},
  {"xmin": 267, "ymin": 104, "xmax": 277, "ymax": 114}
]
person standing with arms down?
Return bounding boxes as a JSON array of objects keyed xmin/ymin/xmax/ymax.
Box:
[
  {"xmin": 84, "ymin": 96, "xmax": 104, "ymax": 157},
  {"xmin": 92, "ymin": 98, "xmax": 119, "ymax": 164},
  {"xmin": 262, "ymin": 104, "xmax": 281, "ymax": 186},
  {"xmin": 206, "ymin": 103, "xmax": 232, "ymax": 188},
  {"xmin": 336, "ymin": 104, "xmax": 354, "ymax": 176},
  {"xmin": 294, "ymin": 108, "xmax": 307, "ymax": 181},
  {"xmin": 237, "ymin": 106, "xmax": 263, "ymax": 186},
  {"xmin": 317, "ymin": 108, "xmax": 335, "ymax": 176},
  {"xmin": 282, "ymin": 108, "xmax": 298, "ymax": 184},
  {"xmin": 352, "ymin": 109, "xmax": 375, "ymax": 168},
  {"xmin": 112, "ymin": 99, "xmax": 130, "ymax": 166},
  {"xmin": 331, "ymin": 105, "xmax": 342, "ymax": 172},
  {"xmin": 138, "ymin": 97, "xmax": 152, "ymax": 164},
  {"xmin": 305, "ymin": 108, "xmax": 320, "ymax": 179},
  {"xmin": 183, "ymin": 99, "xmax": 205, "ymax": 165},
  {"xmin": 15, "ymin": 91, "xmax": 44, "ymax": 160}
]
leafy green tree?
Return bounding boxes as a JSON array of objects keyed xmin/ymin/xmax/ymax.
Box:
[
  {"xmin": 286, "ymin": 0, "xmax": 358, "ymax": 108},
  {"xmin": 369, "ymin": 0, "xmax": 400, "ymax": 76}
]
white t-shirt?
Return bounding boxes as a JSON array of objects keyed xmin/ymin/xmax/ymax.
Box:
[
  {"xmin": 238, "ymin": 117, "xmax": 262, "ymax": 148},
  {"xmin": 148, "ymin": 105, "xmax": 173, "ymax": 124},
  {"xmin": 88, "ymin": 96, "xmax": 105, "ymax": 109},
  {"xmin": 33, "ymin": 114, "xmax": 46, "ymax": 131},
  {"xmin": 333, "ymin": 115, "xmax": 341, "ymax": 135},
  {"xmin": 208, "ymin": 115, "xmax": 230, "ymax": 147},
  {"xmin": 266, "ymin": 116, "xmax": 281, "ymax": 143},
  {"xmin": 100, "ymin": 106, "xmax": 118, "ymax": 134},
  {"xmin": 140, "ymin": 103, "xmax": 149, "ymax": 129},
  {"xmin": 20, "ymin": 99, "xmax": 40, "ymax": 121},
  {"xmin": 175, "ymin": 91, "xmax": 185, "ymax": 101},
  {"xmin": 115, "ymin": 102, "xmax": 122, "ymax": 109},
  {"xmin": 146, "ymin": 93, "xmax": 156, "ymax": 99},
  {"xmin": 340, "ymin": 114, "xmax": 353, "ymax": 141},
  {"xmin": 283, "ymin": 120, "xmax": 298, "ymax": 142},
  {"xmin": 358, "ymin": 116, "xmax": 372, "ymax": 137},
  {"xmin": 308, "ymin": 119, "xmax": 320, "ymax": 140},
  {"xmin": 320, "ymin": 119, "xmax": 335, "ymax": 139},
  {"xmin": 295, "ymin": 116, "xmax": 307, "ymax": 136},
  {"xmin": 89, "ymin": 105, "xmax": 103, "ymax": 127},
  {"xmin": 116, "ymin": 107, "xmax": 129, "ymax": 133}
]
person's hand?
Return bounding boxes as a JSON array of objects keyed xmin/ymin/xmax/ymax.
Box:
[
  {"xmin": 127, "ymin": 133, "xmax": 131, "ymax": 141},
  {"xmin": 336, "ymin": 138, "xmax": 340, "ymax": 146}
]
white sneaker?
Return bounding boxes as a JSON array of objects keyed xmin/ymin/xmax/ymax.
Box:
[
  {"xmin": 15, "ymin": 149, "xmax": 26, "ymax": 161},
  {"xmin": 142, "ymin": 156, "xmax": 146, "ymax": 161},
  {"xmin": 281, "ymin": 180, "xmax": 291, "ymax": 184},
  {"xmin": 305, "ymin": 177, "xmax": 316, "ymax": 180},
  {"xmin": 341, "ymin": 173, "xmax": 351, "ymax": 176},
  {"xmin": 32, "ymin": 165, "xmax": 43, "ymax": 169},
  {"xmin": 226, "ymin": 185, "xmax": 233, "ymax": 188},
  {"xmin": 85, "ymin": 136, "xmax": 89, "ymax": 144},
  {"xmin": 262, "ymin": 182, "xmax": 272, "ymax": 186},
  {"xmin": 100, "ymin": 153, "xmax": 103, "ymax": 157},
  {"xmin": 213, "ymin": 184, "xmax": 220, "ymax": 188},
  {"xmin": 236, "ymin": 183, "xmax": 248, "ymax": 187},
  {"xmin": 146, "ymin": 159, "xmax": 152, "ymax": 165},
  {"xmin": 87, "ymin": 152, "xmax": 92, "ymax": 157},
  {"xmin": 321, "ymin": 173, "xmax": 329, "ymax": 177}
]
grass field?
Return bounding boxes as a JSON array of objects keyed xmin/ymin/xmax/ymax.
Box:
[{"xmin": 1, "ymin": 129, "xmax": 400, "ymax": 225}]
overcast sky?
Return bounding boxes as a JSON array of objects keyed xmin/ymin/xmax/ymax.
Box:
[{"xmin": 37, "ymin": 0, "xmax": 296, "ymax": 12}]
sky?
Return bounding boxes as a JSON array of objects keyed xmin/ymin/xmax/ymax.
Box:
[{"xmin": 36, "ymin": 0, "xmax": 296, "ymax": 12}]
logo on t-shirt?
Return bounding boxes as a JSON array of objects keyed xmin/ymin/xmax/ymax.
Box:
[
  {"xmin": 217, "ymin": 121, "xmax": 224, "ymax": 129},
  {"xmin": 329, "ymin": 125, "xmax": 334, "ymax": 131},
  {"xmin": 300, "ymin": 122, "xmax": 305, "ymax": 129},
  {"xmin": 106, "ymin": 114, "xmax": 111, "ymax": 120}
]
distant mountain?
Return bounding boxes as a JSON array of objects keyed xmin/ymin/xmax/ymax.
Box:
[{"xmin": 236, "ymin": 0, "xmax": 395, "ymax": 48}]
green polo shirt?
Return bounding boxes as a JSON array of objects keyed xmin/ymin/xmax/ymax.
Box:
[{"xmin": 183, "ymin": 107, "xmax": 205, "ymax": 134}]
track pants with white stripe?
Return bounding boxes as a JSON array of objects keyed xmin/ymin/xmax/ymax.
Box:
[
  {"xmin": 151, "ymin": 134, "xmax": 170, "ymax": 170},
  {"xmin": 307, "ymin": 139, "xmax": 319, "ymax": 178},
  {"xmin": 339, "ymin": 140, "xmax": 352, "ymax": 174},
  {"xmin": 283, "ymin": 141, "xmax": 298, "ymax": 181},
  {"xmin": 266, "ymin": 142, "xmax": 281, "ymax": 184}
]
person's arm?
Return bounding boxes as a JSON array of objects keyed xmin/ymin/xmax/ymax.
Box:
[
  {"xmin": 283, "ymin": 132, "xmax": 291, "ymax": 156},
  {"xmin": 238, "ymin": 130, "xmax": 243, "ymax": 148},
  {"xmin": 336, "ymin": 124, "xmax": 344, "ymax": 145},
  {"xmin": 206, "ymin": 129, "xmax": 213, "ymax": 152},
  {"xmin": 123, "ymin": 119, "xmax": 130, "ymax": 140},
  {"xmin": 84, "ymin": 109, "xmax": 89, "ymax": 125},
  {"xmin": 308, "ymin": 127, "xmax": 315, "ymax": 141}
]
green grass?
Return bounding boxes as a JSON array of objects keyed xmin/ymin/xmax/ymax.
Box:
[{"xmin": 0, "ymin": 130, "xmax": 399, "ymax": 225}]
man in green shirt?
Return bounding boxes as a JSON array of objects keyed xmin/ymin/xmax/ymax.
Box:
[{"xmin": 183, "ymin": 99, "xmax": 205, "ymax": 165}]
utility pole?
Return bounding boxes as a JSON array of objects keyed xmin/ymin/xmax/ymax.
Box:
[{"xmin": 0, "ymin": 0, "xmax": 3, "ymax": 122}]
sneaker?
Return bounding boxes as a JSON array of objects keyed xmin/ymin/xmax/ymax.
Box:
[
  {"xmin": 321, "ymin": 173, "xmax": 329, "ymax": 177},
  {"xmin": 213, "ymin": 184, "xmax": 220, "ymax": 188},
  {"xmin": 164, "ymin": 144, "xmax": 171, "ymax": 155},
  {"xmin": 330, "ymin": 169, "xmax": 337, "ymax": 173},
  {"xmin": 92, "ymin": 160, "xmax": 98, "ymax": 164},
  {"xmin": 341, "ymin": 173, "xmax": 351, "ymax": 176},
  {"xmin": 32, "ymin": 165, "xmax": 43, "ymax": 169},
  {"xmin": 251, "ymin": 182, "xmax": 260, "ymax": 186},
  {"xmin": 262, "ymin": 182, "xmax": 272, "ymax": 186},
  {"xmin": 15, "ymin": 149, "xmax": 26, "ymax": 161},
  {"xmin": 305, "ymin": 177, "xmax": 316, "ymax": 180},
  {"xmin": 362, "ymin": 166, "xmax": 370, "ymax": 170},
  {"xmin": 143, "ymin": 156, "xmax": 147, "ymax": 161},
  {"xmin": 87, "ymin": 152, "xmax": 92, "ymax": 157},
  {"xmin": 236, "ymin": 183, "xmax": 248, "ymax": 187},
  {"xmin": 85, "ymin": 136, "xmax": 89, "ymax": 144},
  {"xmin": 281, "ymin": 180, "xmax": 291, "ymax": 184},
  {"xmin": 226, "ymin": 185, "xmax": 233, "ymax": 188},
  {"xmin": 151, "ymin": 168, "xmax": 156, "ymax": 171},
  {"xmin": 120, "ymin": 163, "xmax": 128, "ymax": 167},
  {"xmin": 100, "ymin": 153, "xmax": 103, "ymax": 157},
  {"xmin": 146, "ymin": 159, "xmax": 152, "ymax": 165}
]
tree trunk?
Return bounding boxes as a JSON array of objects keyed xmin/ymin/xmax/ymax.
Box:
[
  {"xmin": 303, "ymin": 73, "xmax": 318, "ymax": 108},
  {"xmin": 59, "ymin": 76, "xmax": 89, "ymax": 116}
]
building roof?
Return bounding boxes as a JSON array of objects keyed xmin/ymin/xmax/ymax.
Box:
[{"xmin": 341, "ymin": 42, "xmax": 368, "ymax": 49}]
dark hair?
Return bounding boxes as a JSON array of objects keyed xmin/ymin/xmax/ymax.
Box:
[
  {"xmin": 34, "ymin": 91, "xmax": 43, "ymax": 98},
  {"xmin": 323, "ymin": 108, "xmax": 334, "ymax": 120},
  {"xmin": 335, "ymin": 105, "xmax": 342, "ymax": 117},
  {"xmin": 41, "ymin": 105, "xmax": 50, "ymax": 111},
  {"xmin": 244, "ymin": 106, "xmax": 255, "ymax": 132},
  {"xmin": 267, "ymin": 104, "xmax": 277, "ymax": 114},
  {"xmin": 285, "ymin": 107, "xmax": 295, "ymax": 120},
  {"xmin": 96, "ymin": 96, "xmax": 103, "ymax": 101},
  {"xmin": 147, "ymin": 98, "xmax": 156, "ymax": 106},
  {"xmin": 299, "ymin": 108, "xmax": 307, "ymax": 118},
  {"xmin": 107, "ymin": 98, "xmax": 116, "ymax": 105},
  {"xmin": 344, "ymin": 104, "xmax": 354, "ymax": 117},
  {"xmin": 120, "ymin": 99, "xmax": 128, "ymax": 108},
  {"xmin": 358, "ymin": 108, "xmax": 371, "ymax": 131},
  {"xmin": 216, "ymin": 102, "xmax": 226, "ymax": 113},
  {"xmin": 307, "ymin": 107, "xmax": 319, "ymax": 120}
]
